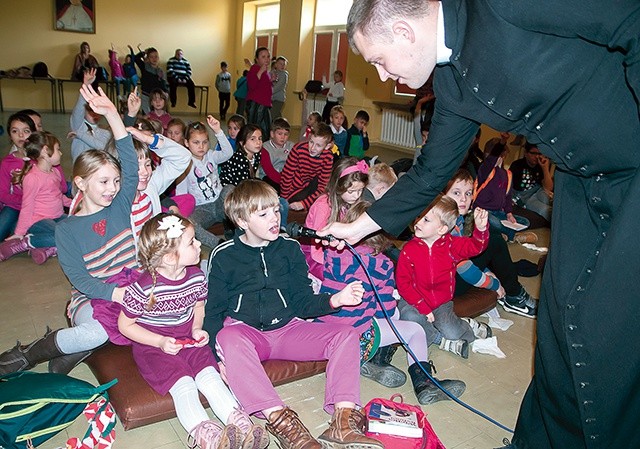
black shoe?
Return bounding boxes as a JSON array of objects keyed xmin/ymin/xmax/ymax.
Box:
[
  {"xmin": 188, "ymin": 102, "xmax": 197, "ymax": 109},
  {"xmin": 360, "ymin": 345, "xmax": 407, "ymax": 387},
  {"xmin": 498, "ymin": 287, "xmax": 537, "ymax": 318},
  {"xmin": 408, "ymin": 361, "xmax": 466, "ymax": 405}
]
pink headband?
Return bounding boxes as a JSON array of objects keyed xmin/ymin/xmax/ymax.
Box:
[{"xmin": 340, "ymin": 160, "xmax": 369, "ymax": 178}]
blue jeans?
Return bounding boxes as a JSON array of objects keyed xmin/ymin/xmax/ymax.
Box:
[
  {"xmin": 0, "ymin": 206, "xmax": 19, "ymax": 241},
  {"xmin": 512, "ymin": 186, "xmax": 552, "ymax": 222},
  {"xmin": 28, "ymin": 215, "xmax": 67, "ymax": 248},
  {"xmin": 487, "ymin": 210, "xmax": 530, "ymax": 241},
  {"xmin": 398, "ymin": 299, "xmax": 475, "ymax": 345}
]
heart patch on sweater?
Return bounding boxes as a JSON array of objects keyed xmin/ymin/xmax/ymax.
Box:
[{"xmin": 92, "ymin": 219, "xmax": 106, "ymax": 236}]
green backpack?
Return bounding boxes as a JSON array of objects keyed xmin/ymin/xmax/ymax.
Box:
[{"xmin": 0, "ymin": 371, "xmax": 117, "ymax": 449}]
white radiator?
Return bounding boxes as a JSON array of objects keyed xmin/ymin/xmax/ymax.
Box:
[{"xmin": 380, "ymin": 109, "xmax": 415, "ymax": 149}]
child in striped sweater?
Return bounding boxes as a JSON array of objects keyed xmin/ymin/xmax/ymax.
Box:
[{"xmin": 316, "ymin": 202, "xmax": 466, "ymax": 405}]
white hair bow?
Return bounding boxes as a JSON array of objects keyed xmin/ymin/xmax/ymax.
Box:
[{"xmin": 158, "ymin": 215, "xmax": 185, "ymax": 239}]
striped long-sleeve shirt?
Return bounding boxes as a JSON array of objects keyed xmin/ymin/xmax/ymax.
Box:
[
  {"xmin": 316, "ymin": 245, "xmax": 397, "ymax": 333},
  {"xmin": 451, "ymin": 215, "xmax": 500, "ymax": 291},
  {"xmin": 166, "ymin": 57, "xmax": 192, "ymax": 83},
  {"xmin": 56, "ymin": 135, "xmax": 139, "ymax": 323},
  {"xmin": 280, "ymin": 142, "xmax": 333, "ymax": 209}
]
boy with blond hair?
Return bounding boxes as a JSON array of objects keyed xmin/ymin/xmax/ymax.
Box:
[
  {"xmin": 363, "ymin": 162, "xmax": 397, "ymax": 203},
  {"xmin": 396, "ymin": 196, "xmax": 491, "ymax": 359}
]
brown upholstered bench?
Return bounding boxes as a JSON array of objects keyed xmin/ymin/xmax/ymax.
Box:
[
  {"xmin": 85, "ymin": 344, "xmax": 327, "ymax": 430},
  {"xmin": 453, "ymin": 286, "xmax": 498, "ymax": 318}
]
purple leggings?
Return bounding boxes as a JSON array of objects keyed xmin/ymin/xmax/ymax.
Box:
[{"xmin": 216, "ymin": 317, "xmax": 361, "ymax": 415}]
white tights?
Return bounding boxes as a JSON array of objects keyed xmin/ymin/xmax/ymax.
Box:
[{"xmin": 168, "ymin": 366, "xmax": 238, "ymax": 432}]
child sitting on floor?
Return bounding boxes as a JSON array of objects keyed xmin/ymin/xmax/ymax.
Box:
[
  {"xmin": 204, "ymin": 179, "xmax": 383, "ymax": 449},
  {"xmin": 317, "ymin": 201, "xmax": 467, "ymax": 405},
  {"xmin": 280, "ymin": 123, "xmax": 335, "ymax": 211},
  {"xmin": 396, "ymin": 196, "xmax": 492, "ymax": 359},
  {"xmin": 117, "ymin": 213, "xmax": 268, "ymax": 449}
]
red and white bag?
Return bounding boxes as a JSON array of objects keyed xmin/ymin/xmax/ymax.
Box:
[{"xmin": 364, "ymin": 394, "xmax": 445, "ymax": 449}]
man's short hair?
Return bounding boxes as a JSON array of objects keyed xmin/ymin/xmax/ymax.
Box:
[
  {"xmin": 347, "ymin": 0, "xmax": 430, "ymax": 51},
  {"xmin": 224, "ymin": 179, "xmax": 280, "ymax": 226}
]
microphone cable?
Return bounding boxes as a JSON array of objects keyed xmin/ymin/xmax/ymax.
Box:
[{"xmin": 341, "ymin": 240, "xmax": 515, "ymax": 434}]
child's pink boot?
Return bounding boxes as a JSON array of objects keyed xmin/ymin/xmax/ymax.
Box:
[
  {"xmin": 188, "ymin": 420, "xmax": 242, "ymax": 449},
  {"xmin": 227, "ymin": 408, "xmax": 269, "ymax": 449}
]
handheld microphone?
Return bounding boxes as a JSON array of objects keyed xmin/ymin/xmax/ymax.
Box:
[{"xmin": 284, "ymin": 222, "xmax": 334, "ymax": 242}]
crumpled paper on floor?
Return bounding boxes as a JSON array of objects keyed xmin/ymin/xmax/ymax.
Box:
[
  {"xmin": 472, "ymin": 336, "xmax": 506, "ymax": 358},
  {"xmin": 521, "ymin": 243, "xmax": 548, "ymax": 253},
  {"xmin": 482, "ymin": 307, "xmax": 514, "ymax": 331}
]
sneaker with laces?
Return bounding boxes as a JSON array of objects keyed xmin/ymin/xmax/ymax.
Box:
[
  {"xmin": 188, "ymin": 420, "xmax": 241, "ymax": 449},
  {"xmin": 438, "ymin": 338, "xmax": 469, "ymax": 358},
  {"xmin": 498, "ymin": 287, "xmax": 538, "ymax": 318},
  {"xmin": 227, "ymin": 408, "xmax": 269, "ymax": 449},
  {"xmin": 0, "ymin": 237, "xmax": 30, "ymax": 262},
  {"xmin": 30, "ymin": 247, "xmax": 57, "ymax": 265},
  {"xmin": 461, "ymin": 317, "xmax": 492, "ymax": 339}
]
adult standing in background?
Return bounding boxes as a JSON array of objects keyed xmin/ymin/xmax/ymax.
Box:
[
  {"xmin": 246, "ymin": 47, "xmax": 273, "ymax": 139},
  {"xmin": 234, "ymin": 69, "xmax": 249, "ymax": 116},
  {"xmin": 321, "ymin": 1, "xmax": 640, "ymax": 448},
  {"xmin": 166, "ymin": 49, "xmax": 196, "ymax": 108},
  {"xmin": 215, "ymin": 61, "xmax": 232, "ymax": 120},
  {"xmin": 270, "ymin": 56, "xmax": 289, "ymax": 120},
  {"xmin": 72, "ymin": 42, "xmax": 104, "ymax": 89}
]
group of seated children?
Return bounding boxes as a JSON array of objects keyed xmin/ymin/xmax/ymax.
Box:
[{"xmin": 0, "ymin": 71, "xmax": 542, "ymax": 449}]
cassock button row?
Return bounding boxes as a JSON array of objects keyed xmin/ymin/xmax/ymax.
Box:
[
  {"xmin": 487, "ymin": 98, "xmax": 495, "ymax": 106},
  {"xmin": 599, "ymin": 213, "xmax": 609, "ymax": 220},
  {"xmin": 586, "ymin": 268, "xmax": 592, "ymax": 274},
  {"xmin": 572, "ymin": 343, "xmax": 583, "ymax": 348},
  {"xmin": 583, "ymin": 400, "xmax": 593, "ymax": 406},
  {"xmin": 568, "ymin": 324, "xmax": 577, "ymax": 330},
  {"xmin": 453, "ymin": 52, "xmax": 460, "ymax": 61},
  {"xmin": 567, "ymin": 304, "xmax": 576, "ymax": 309},
  {"xmin": 585, "ymin": 418, "xmax": 597, "ymax": 423},
  {"xmin": 595, "ymin": 173, "xmax": 604, "ymax": 182},
  {"xmin": 591, "ymin": 196, "xmax": 601, "ymax": 203},
  {"xmin": 590, "ymin": 435, "xmax": 599, "ymax": 440},
  {"xmin": 535, "ymin": 122, "xmax": 544, "ymax": 130},
  {"xmin": 461, "ymin": 69, "xmax": 468, "ymax": 77},
  {"xmin": 576, "ymin": 285, "xmax": 585, "ymax": 292},
  {"xmin": 550, "ymin": 137, "xmax": 557, "ymax": 144},
  {"xmin": 575, "ymin": 362, "xmax": 586, "ymax": 367},
  {"xmin": 506, "ymin": 109, "xmax": 513, "ymax": 117},
  {"xmin": 580, "ymin": 382, "xmax": 589, "ymax": 388},
  {"xmin": 472, "ymin": 84, "xmax": 479, "ymax": 93},
  {"xmin": 580, "ymin": 165, "xmax": 588, "ymax": 173},
  {"xmin": 524, "ymin": 111, "xmax": 532, "ymax": 120},
  {"xmin": 565, "ymin": 152, "xmax": 573, "ymax": 160}
]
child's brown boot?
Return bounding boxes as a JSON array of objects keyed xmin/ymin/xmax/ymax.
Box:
[
  {"xmin": 266, "ymin": 407, "xmax": 321, "ymax": 449},
  {"xmin": 317, "ymin": 407, "xmax": 384, "ymax": 449}
]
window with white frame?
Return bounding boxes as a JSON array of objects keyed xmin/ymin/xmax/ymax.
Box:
[
  {"xmin": 312, "ymin": 0, "xmax": 352, "ymax": 84},
  {"xmin": 256, "ymin": 3, "xmax": 279, "ymax": 57}
]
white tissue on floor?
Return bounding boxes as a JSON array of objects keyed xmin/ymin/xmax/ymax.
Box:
[
  {"xmin": 472, "ymin": 336, "xmax": 506, "ymax": 358},
  {"xmin": 482, "ymin": 307, "xmax": 514, "ymax": 331},
  {"xmin": 521, "ymin": 243, "xmax": 548, "ymax": 253}
]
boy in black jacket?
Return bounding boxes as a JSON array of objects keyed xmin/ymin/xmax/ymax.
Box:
[{"xmin": 204, "ymin": 179, "xmax": 383, "ymax": 449}]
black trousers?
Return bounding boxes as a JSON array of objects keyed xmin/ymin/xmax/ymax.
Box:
[
  {"xmin": 219, "ymin": 92, "xmax": 231, "ymax": 118},
  {"xmin": 168, "ymin": 78, "xmax": 195, "ymax": 106}
]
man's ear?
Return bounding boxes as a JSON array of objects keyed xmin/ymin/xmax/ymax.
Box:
[{"xmin": 392, "ymin": 20, "xmax": 416, "ymax": 43}]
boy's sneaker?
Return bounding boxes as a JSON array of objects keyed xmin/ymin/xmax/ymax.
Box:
[
  {"xmin": 30, "ymin": 247, "xmax": 57, "ymax": 265},
  {"xmin": 439, "ymin": 338, "xmax": 469, "ymax": 359},
  {"xmin": 461, "ymin": 317, "xmax": 492, "ymax": 339},
  {"xmin": 189, "ymin": 420, "xmax": 242, "ymax": 449},
  {"xmin": 498, "ymin": 287, "xmax": 538, "ymax": 318}
]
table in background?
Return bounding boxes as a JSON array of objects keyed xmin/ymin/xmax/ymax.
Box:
[{"xmin": 0, "ymin": 76, "xmax": 58, "ymax": 112}]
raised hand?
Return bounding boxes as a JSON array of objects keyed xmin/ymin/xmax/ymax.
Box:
[
  {"xmin": 83, "ymin": 67, "xmax": 96, "ymax": 86},
  {"xmin": 473, "ymin": 207, "xmax": 489, "ymax": 231},
  {"xmin": 79, "ymin": 84, "xmax": 116, "ymax": 116},
  {"xmin": 206, "ymin": 115, "xmax": 221, "ymax": 133},
  {"xmin": 127, "ymin": 86, "xmax": 141, "ymax": 117}
]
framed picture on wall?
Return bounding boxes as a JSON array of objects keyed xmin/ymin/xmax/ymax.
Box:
[{"xmin": 54, "ymin": 0, "xmax": 95, "ymax": 34}]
